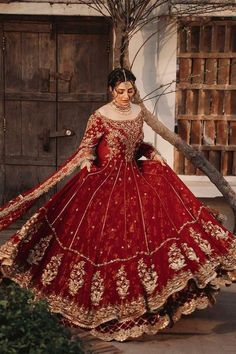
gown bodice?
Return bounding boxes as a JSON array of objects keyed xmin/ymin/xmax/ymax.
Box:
[
  {"xmin": 96, "ymin": 112, "xmax": 144, "ymax": 162},
  {"xmin": 77, "ymin": 110, "xmax": 156, "ymax": 167}
]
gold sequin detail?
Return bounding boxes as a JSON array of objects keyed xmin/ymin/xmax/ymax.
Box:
[
  {"xmin": 78, "ymin": 114, "xmax": 103, "ymax": 159},
  {"xmin": 182, "ymin": 243, "xmax": 200, "ymax": 262},
  {"xmin": 116, "ymin": 265, "xmax": 130, "ymax": 299},
  {"xmin": 168, "ymin": 243, "xmax": 186, "ymax": 271},
  {"xmin": 27, "ymin": 235, "xmax": 53, "ymax": 265},
  {"xmin": 68, "ymin": 261, "xmax": 86, "ymax": 296},
  {"xmin": 41, "ymin": 254, "xmax": 63, "ymax": 286},
  {"xmin": 201, "ymin": 220, "xmax": 229, "ymax": 240},
  {"xmin": 18, "ymin": 212, "xmax": 40, "ymax": 240},
  {"xmin": 137, "ymin": 258, "xmax": 158, "ymax": 294},
  {"xmin": 189, "ymin": 227, "xmax": 212, "ymax": 255},
  {"xmin": 101, "ymin": 114, "xmax": 144, "ymax": 161},
  {"xmin": 91, "ymin": 271, "xmax": 104, "ymax": 305}
]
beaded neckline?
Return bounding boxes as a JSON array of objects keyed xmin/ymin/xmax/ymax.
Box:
[{"xmin": 95, "ymin": 110, "xmax": 143, "ymax": 123}]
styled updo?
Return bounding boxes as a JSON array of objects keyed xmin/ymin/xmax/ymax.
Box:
[{"xmin": 108, "ymin": 68, "xmax": 136, "ymax": 90}]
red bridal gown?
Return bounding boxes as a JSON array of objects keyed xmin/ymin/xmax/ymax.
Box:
[{"xmin": 0, "ymin": 110, "xmax": 236, "ymax": 341}]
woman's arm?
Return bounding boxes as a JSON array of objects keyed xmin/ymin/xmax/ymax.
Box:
[
  {"xmin": 76, "ymin": 114, "xmax": 104, "ymax": 171},
  {"xmin": 136, "ymin": 142, "xmax": 166, "ymax": 166}
]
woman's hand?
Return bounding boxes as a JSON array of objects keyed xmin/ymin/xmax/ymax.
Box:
[
  {"xmin": 151, "ymin": 153, "xmax": 166, "ymax": 166},
  {"xmin": 80, "ymin": 159, "xmax": 93, "ymax": 172}
]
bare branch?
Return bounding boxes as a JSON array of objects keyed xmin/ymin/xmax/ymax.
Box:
[
  {"xmin": 152, "ymin": 81, "xmax": 173, "ymax": 114},
  {"xmin": 130, "ymin": 29, "xmax": 159, "ymax": 69},
  {"xmin": 75, "ymin": 0, "xmax": 111, "ymax": 18}
]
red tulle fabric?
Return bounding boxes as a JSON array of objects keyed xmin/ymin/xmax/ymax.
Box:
[{"xmin": 0, "ymin": 110, "xmax": 236, "ymax": 341}]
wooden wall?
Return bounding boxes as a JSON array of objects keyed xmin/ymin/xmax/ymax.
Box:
[{"xmin": 175, "ymin": 18, "xmax": 236, "ymax": 176}]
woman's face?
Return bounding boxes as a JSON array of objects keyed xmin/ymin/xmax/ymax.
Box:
[{"xmin": 111, "ymin": 81, "xmax": 135, "ymax": 106}]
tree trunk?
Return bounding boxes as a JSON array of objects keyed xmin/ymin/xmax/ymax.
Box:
[{"xmin": 113, "ymin": 22, "xmax": 130, "ymax": 68}]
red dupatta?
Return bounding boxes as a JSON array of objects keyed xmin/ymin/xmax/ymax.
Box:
[{"xmin": 0, "ymin": 113, "xmax": 104, "ymax": 231}]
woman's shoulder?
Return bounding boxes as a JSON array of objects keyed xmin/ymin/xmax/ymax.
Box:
[
  {"xmin": 95, "ymin": 103, "xmax": 111, "ymax": 117},
  {"xmin": 131, "ymin": 103, "xmax": 142, "ymax": 115}
]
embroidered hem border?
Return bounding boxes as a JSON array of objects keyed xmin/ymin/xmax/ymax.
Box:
[
  {"xmin": 90, "ymin": 294, "xmax": 211, "ymax": 341},
  {"xmin": 1, "ymin": 239, "xmax": 236, "ymax": 341}
]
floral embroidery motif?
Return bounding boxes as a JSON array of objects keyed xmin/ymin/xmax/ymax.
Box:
[
  {"xmin": 101, "ymin": 115, "xmax": 144, "ymax": 161},
  {"xmin": 201, "ymin": 220, "xmax": 229, "ymax": 240},
  {"xmin": 181, "ymin": 243, "xmax": 199, "ymax": 262},
  {"xmin": 68, "ymin": 261, "xmax": 86, "ymax": 296},
  {"xmin": 91, "ymin": 271, "xmax": 104, "ymax": 305},
  {"xmin": 168, "ymin": 243, "xmax": 186, "ymax": 271},
  {"xmin": 137, "ymin": 258, "xmax": 158, "ymax": 294},
  {"xmin": 116, "ymin": 265, "xmax": 130, "ymax": 299},
  {"xmin": 189, "ymin": 228, "xmax": 212, "ymax": 255},
  {"xmin": 27, "ymin": 235, "xmax": 53, "ymax": 265},
  {"xmin": 41, "ymin": 254, "xmax": 63, "ymax": 286}
]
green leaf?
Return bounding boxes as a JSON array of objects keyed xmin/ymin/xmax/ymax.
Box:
[{"xmin": 0, "ymin": 280, "xmax": 84, "ymax": 354}]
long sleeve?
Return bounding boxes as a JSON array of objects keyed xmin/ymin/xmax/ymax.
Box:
[{"xmin": 76, "ymin": 113, "xmax": 104, "ymax": 163}]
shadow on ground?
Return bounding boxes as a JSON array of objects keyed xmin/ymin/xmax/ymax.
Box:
[{"xmin": 112, "ymin": 285, "xmax": 236, "ymax": 354}]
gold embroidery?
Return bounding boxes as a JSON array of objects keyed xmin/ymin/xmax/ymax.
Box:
[
  {"xmin": 0, "ymin": 239, "xmax": 18, "ymax": 266},
  {"xmin": 18, "ymin": 212, "xmax": 40, "ymax": 240},
  {"xmin": 168, "ymin": 243, "xmax": 186, "ymax": 271},
  {"xmin": 22, "ymin": 222, "xmax": 43, "ymax": 243},
  {"xmin": 46, "ymin": 211, "xmax": 180, "ymax": 266},
  {"xmin": 68, "ymin": 261, "xmax": 86, "ymax": 296},
  {"xmin": 189, "ymin": 228, "xmax": 212, "ymax": 255},
  {"xmin": 78, "ymin": 114, "xmax": 103, "ymax": 160},
  {"xmin": 137, "ymin": 258, "xmax": 158, "ymax": 294},
  {"xmin": 91, "ymin": 314, "xmax": 170, "ymax": 341},
  {"xmin": 27, "ymin": 235, "xmax": 53, "ymax": 265},
  {"xmin": 100, "ymin": 113, "xmax": 144, "ymax": 161},
  {"xmin": 201, "ymin": 220, "xmax": 229, "ymax": 240},
  {"xmin": 91, "ymin": 293, "xmax": 211, "ymax": 341},
  {"xmin": 181, "ymin": 243, "xmax": 199, "ymax": 262},
  {"xmin": 41, "ymin": 254, "xmax": 63, "ymax": 286},
  {"xmin": 2, "ymin": 246, "xmax": 236, "ymax": 341},
  {"xmin": 116, "ymin": 265, "xmax": 130, "ymax": 299},
  {"xmin": 91, "ymin": 271, "xmax": 104, "ymax": 305}
]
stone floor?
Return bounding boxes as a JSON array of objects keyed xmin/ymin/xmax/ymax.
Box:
[{"xmin": 112, "ymin": 285, "xmax": 236, "ymax": 354}]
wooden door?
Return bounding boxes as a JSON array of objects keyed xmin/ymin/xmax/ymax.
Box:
[
  {"xmin": 0, "ymin": 16, "xmax": 111, "ymax": 204},
  {"xmin": 0, "ymin": 22, "xmax": 4, "ymax": 205},
  {"xmin": 56, "ymin": 19, "xmax": 110, "ymax": 166}
]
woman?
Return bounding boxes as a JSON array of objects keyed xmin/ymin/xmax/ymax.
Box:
[{"xmin": 0, "ymin": 68, "xmax": 236, "ymax": 341}]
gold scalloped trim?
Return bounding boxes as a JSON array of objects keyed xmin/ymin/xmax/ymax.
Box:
[
  {"xmin": 91, "ymin": 295, "xmax": 211, "ymax": 341},
  {"xmin": 1, "ymin": 246, "xmax": 236, "ymax": 336}
]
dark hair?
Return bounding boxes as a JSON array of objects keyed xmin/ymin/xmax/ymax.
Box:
[{"xmin": 108, "ymin": 68, "xmax": 136, "ymax": 89}]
